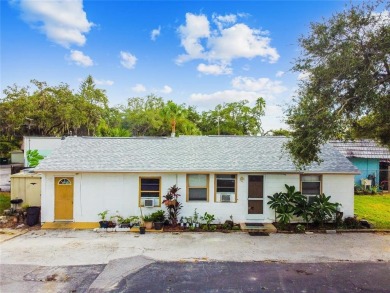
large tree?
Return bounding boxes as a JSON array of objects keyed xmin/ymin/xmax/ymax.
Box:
[
  {"xmin": 199, "ymin": 98, "xmax": 266, "ymax": 135},
  {"xmin": 286, "ymin": 1, "xmax": 390, "ymax": 167}
]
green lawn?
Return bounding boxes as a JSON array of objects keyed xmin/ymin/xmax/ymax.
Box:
[
  {"xmin": 0, "ymin": 192, "xmax": 11, "ymax": 214},
  {"xmin": 355, "ymin": 194, "xmax": 390, "ymax": 229}
]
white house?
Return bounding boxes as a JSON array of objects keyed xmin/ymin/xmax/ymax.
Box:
[
  {"xmin": 35, "ymin": 136, "xmax": 359, "ymax": 224},
  {"xmin": 23, "ymin": 136, "xmax": 63, "ymax": 167}
]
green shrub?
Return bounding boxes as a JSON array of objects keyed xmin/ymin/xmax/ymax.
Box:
[{"xmin": 343, "ymin": 217, "xmax": 362, "ymax": 229}]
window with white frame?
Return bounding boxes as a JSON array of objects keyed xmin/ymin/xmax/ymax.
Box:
[
  {"xmin": 187, "ymin": 174, "xmax": 208, "ymax": 201},
  {"xmin": 301, "ymin": 175, "xmax": 321, "ymax": 203}
]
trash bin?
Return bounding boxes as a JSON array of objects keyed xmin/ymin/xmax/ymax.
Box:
[
  {"xmin": 26, "ymin": 206, "xmax": 41, "ymax": 226},
  {"xmin": 0, "ymin": 158, "xmax": 8, "ymax": 165}
]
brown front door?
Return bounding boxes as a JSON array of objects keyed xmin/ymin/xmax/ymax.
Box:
[
  {"xmin": 55, "ymin": 177, "xmax": 74, "ymax": 220},
  {"xmin": 248, "ymin": 175, "xmax": 263, "ymax": 214}
]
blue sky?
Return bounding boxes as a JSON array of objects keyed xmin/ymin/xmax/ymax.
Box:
[{"xmin": 1, "ymin": 0, "xmax": 352, "ymax": 130}]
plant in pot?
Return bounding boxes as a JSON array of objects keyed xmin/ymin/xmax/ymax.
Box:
[
  {"xmin": 151, "ymin": 210, "xmax": 166, "ymax": 230},
  {"xmin": 98, "ymin": 210, "xmax": 109, "ymax": 228},
  {"xmin": 193, "ymin": 208, "xmax": 200, "ymax": 228},
  {"xmin": 139, "ymin": 208, "xmax": 146, "ymax": 234},
  {"xmin": 142, "ymin": 214, "xmax": 154, "ymax": 229}
]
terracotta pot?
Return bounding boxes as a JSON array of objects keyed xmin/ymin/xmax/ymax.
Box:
[{"xmin": 145, "ymin": 221, "xmax": 153, "ymax": 229}]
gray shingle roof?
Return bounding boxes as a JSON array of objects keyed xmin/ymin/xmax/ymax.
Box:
[
  {"xmin": 35, "ymin": 136, "xmax": 359, "ymax": 173},
  {"xmin": 330, "ymin": 140, "xmax": 390, "ymax": 159}
]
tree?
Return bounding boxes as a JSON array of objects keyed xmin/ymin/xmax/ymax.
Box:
[
  {"xmin": 198, "ymin": 98, "xmax": 266, "ymax": 135},
  {"xmin": 286, "ymin": 1, "xmax": 390, "ymax": 167}
]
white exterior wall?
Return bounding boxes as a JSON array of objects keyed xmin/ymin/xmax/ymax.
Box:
[
  {"xmin": 322, "ymin": 174, "xmax": 354, "ymax": 217},
  {"xmin": 40, "ymin": 172, "xmax": 354, "ymax": 223},
  {"xmin": 23, "ymin": 137, "xmax": 63, "ymax": 166}
]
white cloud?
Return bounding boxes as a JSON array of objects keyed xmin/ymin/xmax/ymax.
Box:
[
  {"xmin": 18, "ymin": 0, "xmax": 93, "ymax": 48},
  {"xmin": 231, "ymin": 76, "xmax": 287, "ymax": 94},
  {"xmin": 95, "ymin": 79, "xmax": 114, "ymax": 86},
  {"xmin": 160, "ymin": 85, "xmax": 173, "ymax": 94},
  {"xmin": 132, "ymin": 84, "xmax": 146, "ymax": 93},
  {"xmin": 120, "ymin": 51, "xmax": 137, "ymax": 69},
  {"xmin": 189, "ymin": 75, "xmax": 289, "ymax": 131},
  {"xmin": 212, "ymin": 13, "xmax": 237, "ymax": 30},
  {"xmin": 190, "ymin": 89, "xmax": 260, "ymax": 106},
  {"xmin": 298, "ymin": 71, "xmax": 311, "ymax": 81},
  {"xmin": 69, "ymin": 50, "xmax": 93, "ymax": 67},
  {"xmin": 208, "ymin": 23, "xmax": 279, "ymax": 63},
  {"xmin": 197, "ymin": 63, "xmax": 232, "ymax": 75},
  {"xmin": 276, "ymin": 71, "xmax": 284, "ymax": 77},
  {"xmin": 151, "ymin": 26, "xmax": 161, "ymax": 41},
  {"xmin": 177, "ymin": 13, "xmax": 279, "ymax": 74},
  {"xmin": 176, "ymin": 13, "xmax": 210, "ymax": 64}
]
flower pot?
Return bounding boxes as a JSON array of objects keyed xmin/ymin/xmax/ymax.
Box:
[
  {"xmin": 144, "ymin": 221, "xmax": 153, "ymax": 229},
  {"xmin": 154, "ymin": 222, "xmax": 163, "ymax": 230},
  {"xmin": 139, "ymin": 227, "xmax": 146, "ymax": 234},
  {"xmin": 99, "ymin": 221, "xmax": 109, "ymax": 228}
]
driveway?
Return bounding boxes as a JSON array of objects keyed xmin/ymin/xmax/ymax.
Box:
[
  {"xmin": 1, "ymin": 230, "xmax": 389, "ymax": 265},
  {"xmin": 1, "ymin": 231, "xmax": 389, "ymax": 292}
]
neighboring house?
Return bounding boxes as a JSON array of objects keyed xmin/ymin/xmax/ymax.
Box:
[
  {"xmin": 35, "ymin": 136, "xmax": 359, "ymax": 224},
  {"xmin": 330, "ymin": 140, "xmax": 390, "ymax": 189},
  {"xmin": 22, "ymin": 136, "xmax": 63, "ymax": 167}
]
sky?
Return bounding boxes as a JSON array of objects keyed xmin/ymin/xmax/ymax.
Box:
[{"xmin": 1, "ymin": 0, "xmax": 354, "ymax": 131}]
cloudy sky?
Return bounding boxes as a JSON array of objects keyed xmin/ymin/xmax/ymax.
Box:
[{"xmin": 1, "ymin": 0, "xmax": 351, "ymax": 130}]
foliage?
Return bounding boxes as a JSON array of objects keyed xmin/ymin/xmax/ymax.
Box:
[
  {"xmin": 294, "ymin": 224, "xmax": 306, "ymax": 233},
  {"xmin": 355, "ymin": 194, "xmax": 390, "ymax": 229},
  {"xmin": 151, "ymin": 210, "xmax": 166, "ymax": 222},
  {"xmin": 0, "ymin": 192, "xmax": 10, "ymax": 214},
  {"xmin": 286, "ymin": 1, "xmax": 390, "ymax": 167},
  {"xmin": 310, "ymin": 194, "xmax": 339, "ymax": 227},
  {"xmin": 267, "ymin": 184, "xmax": 306, "ymax": 228},
  {"xmin": 343, "ymin": 217, "xmax": 362, "ymax": 229},
  {"xmin": 26, "ymin": 149, "xmax": 44, "ymax": 167},
  {"xmin": 200, "ymin": 212, "xmax": 216, "ymax": 230},
  {"xmin": 268, "ymin": 185, "xmax": 339, "ymax": 229},
  {"xmin": 198, "ymin": 98, "xmax": 266, "ymax": 135},
  {"xmin": 98, "ymin": 210, "xmax": 109, "ymax": 221},
  {"xmin": 162, "ymin": 185, "xmax": 182, "ymax": 226},
  {"xmin": 142, "ymin": 214, "xmax": 154, "ymax": 222},
  {"xmin": 193, "ymin": 208, "xmax": 199, "ymax": 223},
  {"xmin": 267, "ymin": 128, "xmax": 291, "ymax": 137}
]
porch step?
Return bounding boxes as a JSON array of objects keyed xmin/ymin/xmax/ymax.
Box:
[{"xmin": 240, "ymin": 223, "xmax": 277, "ymax": 234}]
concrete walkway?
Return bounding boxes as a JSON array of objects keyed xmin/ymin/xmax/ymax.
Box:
[{"xmin": 1, "ymin": 230, "xmax": 389, "ymax": 266}]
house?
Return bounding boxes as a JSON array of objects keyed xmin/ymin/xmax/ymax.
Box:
[
  {"xmin": 330, "ymin": 140, "xmax": 390, "ymax": 190},
  {"xmin": 22, "ymin": 136, "xmax": 63, "ymax": 167},
  {"xmin": 35, "ymin": 136, "xmax": 359, "ymax": 224}
]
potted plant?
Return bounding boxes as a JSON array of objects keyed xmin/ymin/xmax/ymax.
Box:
[
  {"xmin": 142, "ymin": 214, "xmax": 154, "ymax": 229},
  {"xmin": 139, "ymin": 208, "xmax": 146, "ymax": 234},
  {"xmin": 98, "ymin": 210, "xmax": 109, "ymax": 228},
  {"xmin": 193, "ymin": 208, "xmax": 200, "ymax": 228},
  {"xmin": 151, "ymin": 210, "xmax": 166, "ymax": 230}
]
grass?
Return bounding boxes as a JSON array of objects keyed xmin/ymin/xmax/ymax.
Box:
[
  {"xmin": 355, "ymin": 194, "xmax": 390, "ymax": 229},
  {"xmin": 0, "ymin": 192, "xmax": 11, "ymax": 214}
]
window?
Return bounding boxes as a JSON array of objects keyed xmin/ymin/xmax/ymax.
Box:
[
  {"xmin": 215, "ymin": 174, "xmax": 237, "ymax": 202},
  {"xmin": 216, "ymin": 174, "xmax": 236, "ymax": 193},
  {"xmin": 139, "ymin": 178, "xmax": 161, "ymax": 207},
  {"xmin": 58, "ymin": 178, "xmax": 71, "ymax": 185},
  {"xmin": 301, "ymin": 175, "xmax": 321, "ymax": 203},
  {"xmin": 187, "ymin": 174, "xmax": 208, "ymax": 201}
]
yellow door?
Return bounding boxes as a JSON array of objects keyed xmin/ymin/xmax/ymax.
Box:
[{"xmin": 55, "ymin": 177, "xmax": 73, "ymax": 220}]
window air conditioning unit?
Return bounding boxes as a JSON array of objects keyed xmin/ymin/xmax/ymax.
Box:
[
  {"xmin": 144, "ymin": 199, "xmax": 154, "ymax": 207},
  {"xmin": 221, "ymin": 194, "xmax": 231, "ymax": 202}
]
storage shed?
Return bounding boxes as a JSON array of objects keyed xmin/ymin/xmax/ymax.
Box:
[{"xmin": 11, "ymin": 173, "xmax": 42, "ymax": 207}]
